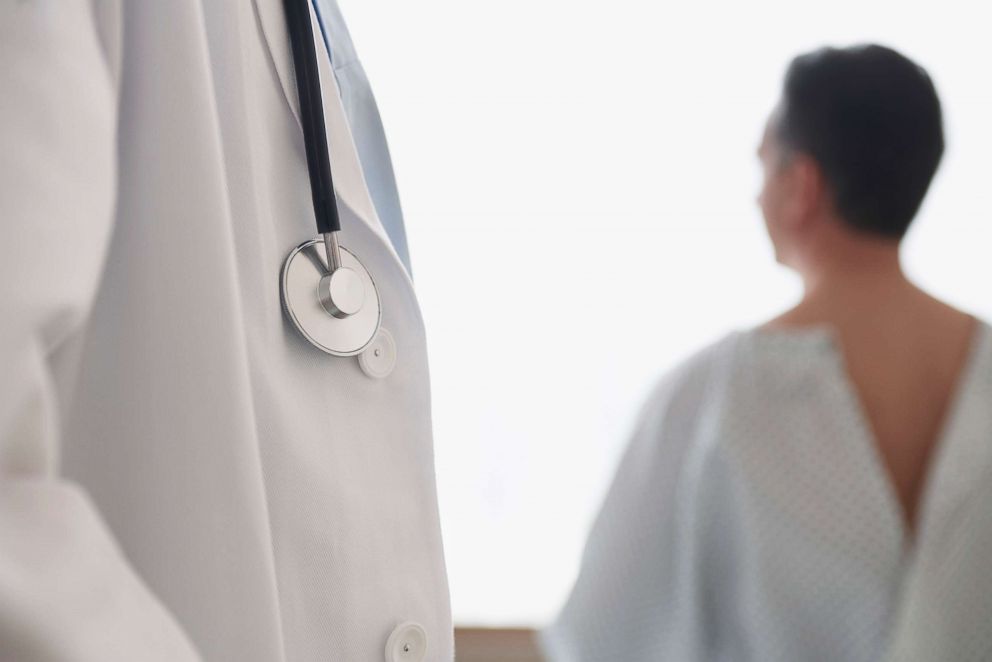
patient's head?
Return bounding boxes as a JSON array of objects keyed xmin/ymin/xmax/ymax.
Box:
[{"xmin": 757, "ymin": 44, "xmax": 944, "ymax": 272}]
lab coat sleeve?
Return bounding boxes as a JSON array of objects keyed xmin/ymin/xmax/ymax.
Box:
[
  {"xmin": 0, "ymin": 4, "xmax": 201, "ymax": 660},
  {"xmin": 540, "ymin": 338, "xmax": 736, "ymax": 662}
]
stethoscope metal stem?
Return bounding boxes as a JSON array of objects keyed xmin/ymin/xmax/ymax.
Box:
[{"xmin": 323, "ymin": 231, "xmax": 344, "ymax": 273}]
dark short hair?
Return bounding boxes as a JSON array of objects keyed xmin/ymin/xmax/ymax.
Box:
[{"xmin": 776, "ymin": 44, "xmax": 944, "ymax": 239}]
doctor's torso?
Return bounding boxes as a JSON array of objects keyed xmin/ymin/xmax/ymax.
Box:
[{"xmin": 48, "ymin": 2, "xmax": 451, "ymax": 660}]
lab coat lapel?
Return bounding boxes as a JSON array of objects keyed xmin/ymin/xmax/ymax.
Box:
[{"xmin": 250, "ymin": 0, "xmax": 404, "ymax": 270}]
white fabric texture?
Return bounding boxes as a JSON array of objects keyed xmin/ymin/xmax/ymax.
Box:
[
  {"xmin": 0, "ymin": 1, "xmax": 451, "ymax": 661},
  {"xmin": 543, "ymin": 321, "xmax": 992, "ymax": 662}
]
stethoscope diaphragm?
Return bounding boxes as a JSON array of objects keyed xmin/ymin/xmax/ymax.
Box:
[{"xmin": 281, "ymin": 238, "xmax": 382, "ymax": 357}]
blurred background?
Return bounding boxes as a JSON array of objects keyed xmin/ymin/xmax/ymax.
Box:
[{"xmin": 337, "ymin": 0, "xmax": 992, "ymax": 642}]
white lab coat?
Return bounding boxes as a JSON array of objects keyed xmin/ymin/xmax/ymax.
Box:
[{"xmin": 0, "ymin": 2, "xmax": 451, "ymax": 661}]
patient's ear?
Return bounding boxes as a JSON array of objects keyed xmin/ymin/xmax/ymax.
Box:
[{"xmin": 785, "ymin": 154, "xmax": 827, "ymax": 231}]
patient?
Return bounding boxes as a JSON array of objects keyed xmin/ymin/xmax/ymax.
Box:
[{"xmin": 543, "ymin": 44, "xmax": 991, "ymax": 661}]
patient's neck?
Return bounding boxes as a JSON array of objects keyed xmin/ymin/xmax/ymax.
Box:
[
  {"xmin": 804, "ymin": 251, "xmax": 907, "ymax": 307},
  {"xmin": 786, "ymin": 233, "xmax": 912, "ymax": 328}
]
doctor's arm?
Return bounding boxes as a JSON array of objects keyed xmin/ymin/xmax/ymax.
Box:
[{"xmin": 0, "ymin": 4, "xmax": 201, "ymax": 660}]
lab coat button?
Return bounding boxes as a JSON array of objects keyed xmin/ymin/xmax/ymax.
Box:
[
  {"xmin": 385, "ymin": 622, "xmax": 427, "ymax": 662},
  {"xmin": 359, "ymin": 327, "xmax": 397, "ymax": 379}
]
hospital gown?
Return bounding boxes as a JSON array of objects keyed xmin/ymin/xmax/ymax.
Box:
[{"xmin": 542, "ymin": 321, "xmax": 992, "ymax": 662}]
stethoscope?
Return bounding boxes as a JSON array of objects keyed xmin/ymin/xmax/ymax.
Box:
[{"xmin": 279, "ymin": 0, "xmax": 386, "ymax": 363}]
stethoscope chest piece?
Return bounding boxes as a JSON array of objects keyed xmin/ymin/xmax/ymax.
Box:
[{"xmin": 281, "ymin": 238, "xmax": 382, "ymax": 356}]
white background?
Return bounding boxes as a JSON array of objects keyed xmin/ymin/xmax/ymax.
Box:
[{"xmin": 337, "ymin": 0, "xmax": 992, "ymax": 626}]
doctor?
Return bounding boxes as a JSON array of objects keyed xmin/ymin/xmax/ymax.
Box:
[{"xmin": 0, "ymin": 1, "xmax": 450, "ymax": 661}]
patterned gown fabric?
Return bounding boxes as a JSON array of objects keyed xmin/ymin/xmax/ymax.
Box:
[{"xmin": 543, "ymin": 322, "xmax": 992, "ymax": 662}]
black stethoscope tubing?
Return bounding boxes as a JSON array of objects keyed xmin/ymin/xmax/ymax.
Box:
[{"xmin": 283, "ymin": 0, "xmax": 341, "ymax": 236}]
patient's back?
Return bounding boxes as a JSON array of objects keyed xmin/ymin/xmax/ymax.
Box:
[{"xmin": 766, "ymin": 286, "xmax": 977, "ymax": 535}]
